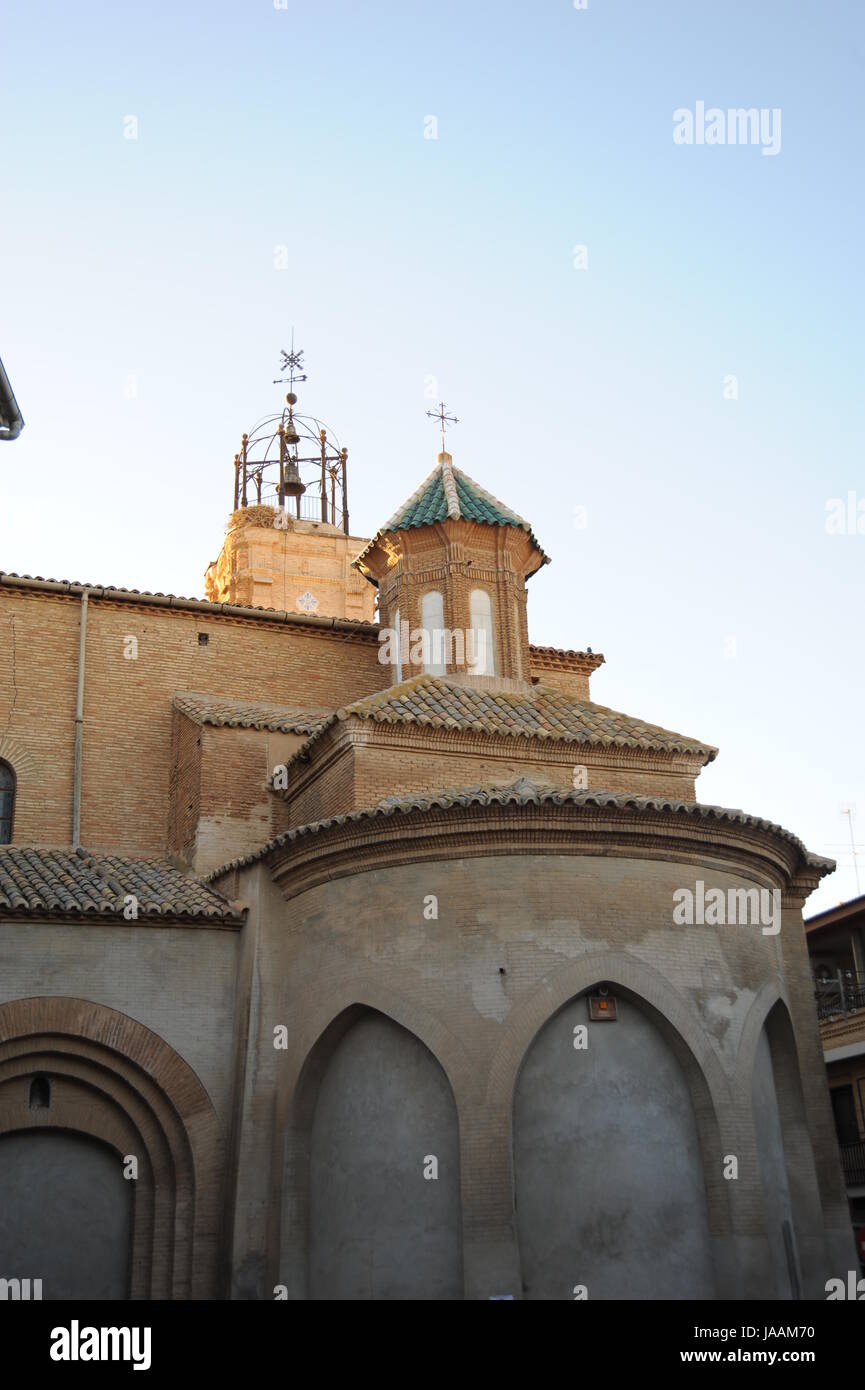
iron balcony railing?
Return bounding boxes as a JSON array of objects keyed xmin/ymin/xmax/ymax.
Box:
[
  {"xmin": 814, "ymin": 971, "xmax": 865, "ymax": 1021},
  {"xmin": 840, "ymin": 1140, "xmax": 865, "ymax": 1186}
]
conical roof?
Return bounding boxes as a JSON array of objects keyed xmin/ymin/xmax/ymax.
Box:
[{"xmin": 354, "ymin": 452, "xmax": 550, "ymax": 576}]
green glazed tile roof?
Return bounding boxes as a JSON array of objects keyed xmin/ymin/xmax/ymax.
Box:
[
  {"xmin": 354, "ymin": 455, "xmax": 550, "ymax": 572},
  {"xmin": 0, "ymin": 846, "xmax": 245, "ymax": 922}
]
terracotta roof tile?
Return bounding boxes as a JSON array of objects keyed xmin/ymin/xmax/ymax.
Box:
[
  {"xmin": 0, "ymin": 846, "xmax": 244, "ymax": 922},
  {"xmin": 173, "ymin": 692, "xmax": 330, "ymax": 736},
  {"xmin": 324, "ymin": 675, "xmax": 718, "ymax": 761},
  {"xmin": 207, "ymin": 778, "xmax": 834, "ymax": 880}
]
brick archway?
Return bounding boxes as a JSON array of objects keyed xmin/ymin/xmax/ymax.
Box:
[{"xmin": 0, "ymin": 997, "xmax": 224, "ymax": 1299}]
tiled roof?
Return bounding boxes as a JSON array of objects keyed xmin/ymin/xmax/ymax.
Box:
[
  {"xmin": 529, "ymin": 644, "xmax": 606, "ymax": 673},
  {"xmin": 0, "ymin": 846, "xmax": 244, "ymax": 922},
  {"xmin": 310, "ymin": 675, "xmax": 717, "ymax": 761},
  {"xmin": 354, "ymin": 456, "xmax": 550, "ymax": 572},
  {"xmin": 173, "ymin": 692, "xmax": 330, "ymax": 736},
  {"xmin": 208, "ymin": 778, "xmax": 834, "ymax": 879}
]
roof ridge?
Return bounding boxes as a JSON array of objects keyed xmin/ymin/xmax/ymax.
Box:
[{"xmin": 439, "ymin": 453, "xmax": 461, "ymax": 520}]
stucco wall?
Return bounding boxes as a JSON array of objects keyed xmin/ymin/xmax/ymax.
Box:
[
  {"xmin": 514, "ymin": 994, "xmax": 715, "ymax": 1300},
  {"xmin": 0, "ymin": 921, "xmax": 241, "ymax": 1130},
  {"xmin": 308, "ymin": 1011, "xmax": 462, "ymax": 1299}
]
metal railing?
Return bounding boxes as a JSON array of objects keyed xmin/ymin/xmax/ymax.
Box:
[
  {"xmin": 840, "ymin": 1141, "xmax": 865, "ymax": 1186},
  {"xmin": 814, "ymin": 971, "xmax": 865, "ymax": 1021},
  {"xmin": 240, "ymin": 489, "xmax": 345, "ymax": 529}
]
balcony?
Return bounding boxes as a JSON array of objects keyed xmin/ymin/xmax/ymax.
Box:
[
  {"xmin": 814, "ymin": 971, "xmax": 865, "ymax": 1022},
  {"xmin": 840, "ymin": 1141, "xmax": 865, "ymax": 1187}
]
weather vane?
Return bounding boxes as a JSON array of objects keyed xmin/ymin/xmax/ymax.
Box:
[
  {"xmin": 426, "ymin": 400, "xmax": 458, "ymax": 452},
  {"xmin": 274, "ymin": 329, "xmax": 308, "ymax": 393}
]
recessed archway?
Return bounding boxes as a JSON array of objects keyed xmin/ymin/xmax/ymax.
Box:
[
  {"xmin": 512, "ymin": 982, "xmax": 718, "ymax": 1300},
  {"xmin": 0, "ymin": 997, "xmax": 224, "ymax": 1299},
  {"xmin": 282, "ymin": 1005, "xmax": 463, "ymax": 1300}
]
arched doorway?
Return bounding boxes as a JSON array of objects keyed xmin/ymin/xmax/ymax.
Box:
[
  {"xmin": 0, "ymin": 1130, "xmax": 133, "ymax": 1299},
  {"xmin": 513, "ymin": 990, "xmax": 715, "ymax": 1299}
]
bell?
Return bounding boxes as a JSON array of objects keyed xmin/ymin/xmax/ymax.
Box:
[
  {"xmin": 284, "ymin": 408, "xmax": 300, "ymax": 446},
  {"xmin": 282, "ymin": 457, "xmax": 306, "ymax": 499}
]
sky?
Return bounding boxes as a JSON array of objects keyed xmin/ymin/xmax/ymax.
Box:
[{"xmin": 1, "ymin": 0, "xmax": 863, "ymax": 913}]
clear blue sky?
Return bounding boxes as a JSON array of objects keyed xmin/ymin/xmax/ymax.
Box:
[{"xmin": 1, "ymin": 0, "xmax": 863, "ymax": 911}]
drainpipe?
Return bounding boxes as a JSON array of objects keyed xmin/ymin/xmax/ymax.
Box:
[
  {"xmin": 72, "ymin": 589, "xmax": 90, "ymax": 848},
  {"xmin": 0, "ymin": 356, "xmax": 24, "ymax": 440}
]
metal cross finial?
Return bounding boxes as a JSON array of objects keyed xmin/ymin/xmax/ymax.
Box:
[{"xmin": 426, "ymin": 401, "xmax": 458, "ymax": 453}]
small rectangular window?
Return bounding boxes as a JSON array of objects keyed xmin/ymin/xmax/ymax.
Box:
[{"xmin": 0, "ymin": 762, "xmax": 15, "ymax": 845}]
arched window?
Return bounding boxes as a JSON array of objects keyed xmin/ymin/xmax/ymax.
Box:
[
  {"xmin": 420, "ymin": 590, "xmax": 446, "ymax": 675},
  {"xmin": 0, "ymin": 761, "xmax": 14, "ymax": 845},
  {"xmin": 393, "ymin": 607, "xmax": 402, "ymax": 683},
  {"xmin": 468, "ymin": 589, "xmax": 495, "ymax": 676},
  {"xmin": 29, "ymin": 1076, "xmax": 51, "ymax": 1111}
]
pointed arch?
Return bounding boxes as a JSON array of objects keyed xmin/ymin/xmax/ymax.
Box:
[
  {"xmin": 279, "ymin": 1002, "xmax": 462, "ymax": 1299},
  {"xmin": 510, "ymin": 971, "xmax": 722, "ymax": 1298}
]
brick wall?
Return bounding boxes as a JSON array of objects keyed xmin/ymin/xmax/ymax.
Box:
[
  {"xmin": 168, "ymin": 709, "xmax": 202, "ymax": 862},
  {"xmin": 0, "ymin": 587, "xmax": 385, "ymax": 856},
  {"xmin": 278, "ymin": 722, "xmax": 700, "ymax": 829}
]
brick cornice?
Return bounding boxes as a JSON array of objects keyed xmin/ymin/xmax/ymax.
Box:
[
  {"xmin": 251, "ymin": 798, "xmax": 815, "ymax": 904},
  {"xmin": 0, "ymin": 573, "xmax": 380, "ymax": 643}
]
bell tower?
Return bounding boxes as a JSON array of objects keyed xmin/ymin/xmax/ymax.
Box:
[
  {"xmin": 204, "ymin": 346, "xmax": 375, "ymax": 622},
  {"xmin": 353, "ymin": 418, "xmax": 549, "ymax": 685}
]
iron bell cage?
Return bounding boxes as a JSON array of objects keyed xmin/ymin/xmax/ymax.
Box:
[{"xmin": 233, "ymin": 390, "xmax": 350, "ymax": 534}]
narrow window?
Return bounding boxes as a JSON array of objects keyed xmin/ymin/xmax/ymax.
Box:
[
  {"xmin": 0, "ymin": 761, "xmax": 15, "ymax": 844},
  {"xmin": 468, "ymin": 589, "xmax": 495, "ymax": 676},
  {"xmin": 394, "ymin": 607, "xmax": 402, "ymax": 682},
  {"xmin": 29, "ymin": 1076, "xmax": 50, "ymax": 1111},
  {"xmin": 420, "ymin": 590, "xmax": 446, "ymax": 675}
]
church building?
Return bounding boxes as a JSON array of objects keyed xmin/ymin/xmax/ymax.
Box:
[{"xmin": 0, "ymin": 366, "xmax": 855, "ymax": 1300}]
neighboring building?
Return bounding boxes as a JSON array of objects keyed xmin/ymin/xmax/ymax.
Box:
[
  {"xmin": 0, "ymin": 374, "xmax": 857, "ymax": 1300},
  {"xmin": 806, "ymin": 894, "xmax": 865, "ymax": 1269},
  {"xmin": 0, "ymin": 355, "xmax": 24, "ymax": 441}
]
